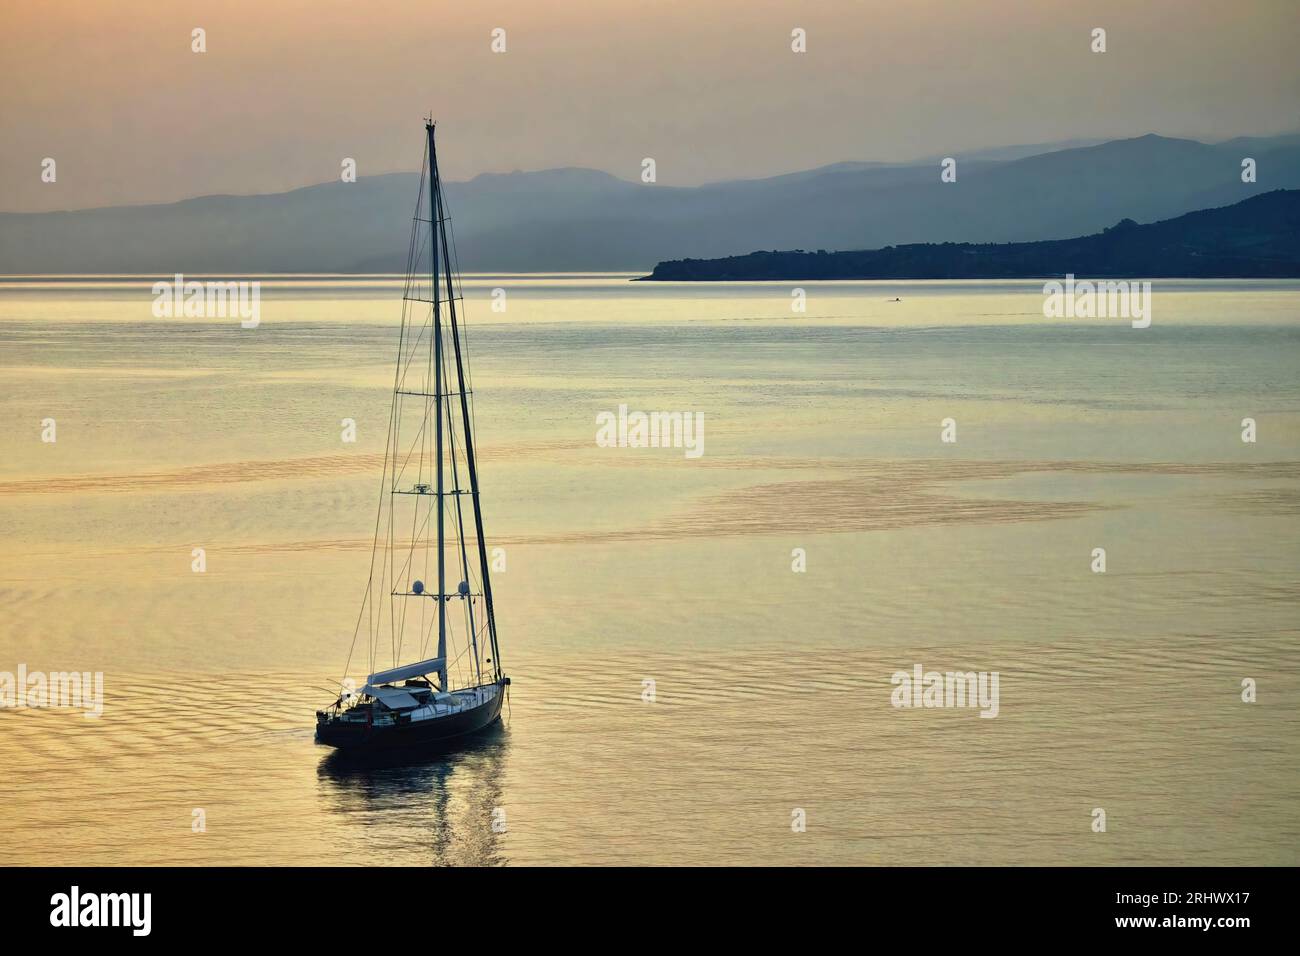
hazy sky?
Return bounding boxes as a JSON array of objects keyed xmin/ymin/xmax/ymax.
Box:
[{"xmin": 2, "ymin": 0, "xmax": 1297, "ymax": 212}]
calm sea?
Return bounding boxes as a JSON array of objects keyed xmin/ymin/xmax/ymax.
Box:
[{"xmin": 0, "ymin": 275, "xmax": 1297, "ymax": 865}]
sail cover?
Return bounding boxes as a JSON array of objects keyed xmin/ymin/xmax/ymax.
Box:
[{"xmin": 367, "ymin": 657, "xmax": 445, "ymax": 686}]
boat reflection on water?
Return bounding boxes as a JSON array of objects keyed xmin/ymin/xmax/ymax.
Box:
[{"xmin": 316, "ymin": 723, "xmax": 511, "ymax": 866}]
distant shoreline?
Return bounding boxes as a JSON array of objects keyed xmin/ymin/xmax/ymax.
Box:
[{"xmin": 640, "ymin": 190, "xmax": 1300, "ymax": 282}]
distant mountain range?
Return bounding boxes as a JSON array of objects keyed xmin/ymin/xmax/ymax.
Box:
[
  {"xmin": 641, "ymin": 190, "xmax": 1300, "ymax": 280},
  {"xmin": 2, "ymin": 133, "xmax": 1299, "ymax": 274}
]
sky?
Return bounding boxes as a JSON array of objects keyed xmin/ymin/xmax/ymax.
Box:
[{"xmin": 1, "ymin": 0, "xmax": 1297, "ymax": 212}]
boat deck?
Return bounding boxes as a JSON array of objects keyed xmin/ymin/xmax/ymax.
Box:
[{"xmin": 324, "ymin": 681, "xmax": 500, "ymax": 728}]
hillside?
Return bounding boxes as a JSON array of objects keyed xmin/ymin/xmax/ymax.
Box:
[
  {"xmin": 642, "ymin": 190, "xmax": 1300, "ymax": 280},
  {"xmin": 2, "ymin": 134, "xmax": 1298, "ymax": 273}
]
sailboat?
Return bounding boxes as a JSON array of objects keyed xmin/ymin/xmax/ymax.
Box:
[{"xmin": 316, "ymin": 121, "xmax": 509, "ymax": 753}]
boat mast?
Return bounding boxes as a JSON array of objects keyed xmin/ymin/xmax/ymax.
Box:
[
  {"xmin": 430, "ymin": 127, "xmax": 502, "ymax": 683},
  {"xmin": 428, "ymin": 121, "xmax": 448, "ymax": 692},
  {"xmin": 346, "ymin": 122, "xmax": 504, "ymax": 697}
]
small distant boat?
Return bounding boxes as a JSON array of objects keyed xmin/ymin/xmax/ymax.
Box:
[{"xmin": 316, "ymin": 121, "xmax": 508, "ymax": 754}]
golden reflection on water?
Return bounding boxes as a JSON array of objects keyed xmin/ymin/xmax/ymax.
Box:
[
  {"xmin": 1, "ymin": 634, "xmax": 1294, "ymax": 866},
  {"xmin": 1, "ymin": 278, "xmax": 1298, "ymax": 864}
]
